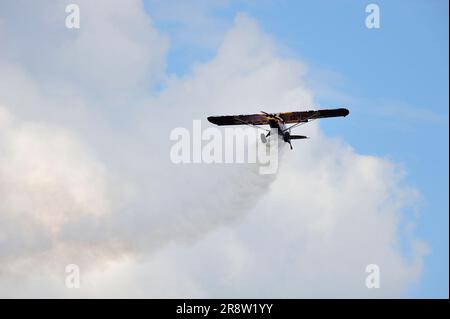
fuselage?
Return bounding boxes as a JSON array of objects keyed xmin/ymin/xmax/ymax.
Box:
[{"xmin": 267, "ymin": 116, "xmax": 291, "ymax": 142}]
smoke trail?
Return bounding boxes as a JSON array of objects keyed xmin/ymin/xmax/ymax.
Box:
[
  {"xmin": 59, "ymin": 135, "xmax": 286, "ymax": 263},
  {"xmin": 0, "ymin": 121, "xmax": 287, "ymax": 273}
]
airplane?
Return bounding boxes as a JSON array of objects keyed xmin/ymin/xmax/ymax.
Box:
[{"xmin": 207, "ymin": 108, "xmax": 349, "ymax": 150}]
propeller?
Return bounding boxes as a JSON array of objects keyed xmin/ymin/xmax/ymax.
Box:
[{"xmin": 261, "ymin": 110, "xmax": 278, "ymax": 118}]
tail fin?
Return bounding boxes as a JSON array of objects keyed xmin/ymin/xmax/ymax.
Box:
[{"xmin": 289, "ymin": 135, "xmax": 308, "ymax": 140}]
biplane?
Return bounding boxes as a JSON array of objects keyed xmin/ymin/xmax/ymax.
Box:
[{"xmin": 207, "ymin": 108, "xmax": 349, "ymax": 150}]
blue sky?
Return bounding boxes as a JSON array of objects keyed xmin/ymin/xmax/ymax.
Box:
[{"xmin": 146, "ymin": 0, "xmax": 448, "ymax": 298}]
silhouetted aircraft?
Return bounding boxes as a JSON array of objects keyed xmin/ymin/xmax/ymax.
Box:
[{"xmin": 208, "ymin": 108, "xmax": 349, "ymax": 150}]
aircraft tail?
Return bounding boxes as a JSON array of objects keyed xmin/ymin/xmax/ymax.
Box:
[{"xmin": 289, "ymin": 135, "xmax": 308, "ymax": 140}]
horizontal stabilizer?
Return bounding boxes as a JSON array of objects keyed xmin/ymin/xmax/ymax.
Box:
[{"xmin": 290, "ymin": 135, "xmax": 308, "ymax": 140}]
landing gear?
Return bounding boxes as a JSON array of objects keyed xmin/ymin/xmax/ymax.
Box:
[
  {"xmin": 283, "ymin": 132, "xmax": 293, "ymax": 150},
  {"xmin": 260, "ymin": 132, "xmax": 270, "ymax": 144},
  {"xmin": 262, "ymin": 131, "xmax": 293, "ymax": 149},
  {"xmin": 260, "ymin": 133, "xmax": 267, "ymax": 144}
]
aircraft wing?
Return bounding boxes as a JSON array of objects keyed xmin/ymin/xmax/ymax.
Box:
[
  {"xmin": 207, "ymin": 113, "xmax": 270, "ymax": 126},
  {"xmin": 279, "ymin": 108, "xmax": 349, "ymax": 124},
  {"xmin": 207, "ymin": 108, "xmax": 349, "ymax": 126}
]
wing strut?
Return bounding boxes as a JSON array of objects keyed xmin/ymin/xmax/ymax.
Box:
[
  {"xmin": 234, "ymin": 117, "xmax": 271, "ymax": 132},
  {"xmin": 282, "ymin": 111, "xmax": 320, "ymax": 132}
]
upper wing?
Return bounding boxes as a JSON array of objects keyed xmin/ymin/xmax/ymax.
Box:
[
  {"xmin": 279, "ymin": 108, "xmax": 349, "ymax": 124},
  {"xmin": 207, "ymin": 108, "xmax": 349, "ymax": 126},
  {"xmin": 207, "ymin": 114, "xmax": 269, "ymax": 126}
]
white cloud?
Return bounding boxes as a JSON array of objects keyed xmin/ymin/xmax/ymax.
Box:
[
  {"xmin": 0, "ymin": 2, "xmax": 426, "ymax": 298},
  {"xmin": 0, "ymin": 106, "xmax": 113, "ymax": 275}
]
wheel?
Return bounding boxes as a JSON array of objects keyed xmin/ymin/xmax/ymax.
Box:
[{"xmin": 260, "ymin": 133, "xmax": 267, "ymax": 144}]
